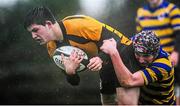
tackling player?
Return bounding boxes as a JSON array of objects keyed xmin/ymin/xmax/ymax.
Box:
[
  {"xmin": 100, "ymin": 31, "xmax": 176, "ymax": 105},
  {"xmin": 136, "ymin": 0, "xmax": 180, "ymax": 104}
]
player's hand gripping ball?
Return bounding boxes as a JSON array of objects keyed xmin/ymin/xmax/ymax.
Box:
[{"xmin": 53, "ymin": 46, "xmax": 89, "ymax": 72}]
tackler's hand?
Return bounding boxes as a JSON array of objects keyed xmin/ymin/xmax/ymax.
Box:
[{"xmin": 100, "ymin": 38, "xmax": 117, "ymax": 55}]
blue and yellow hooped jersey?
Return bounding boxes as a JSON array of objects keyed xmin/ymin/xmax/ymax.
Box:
[
  {"xmin": 136, "ymin": 0, "xmax": 180, "ymax": 53},
  {"xmin": 140, "ymin": 48, "xmax": 176, "ymax": 105},
  {"xmin": 47, "ymin": 15, "xmax": 132, "ymax": 59}
]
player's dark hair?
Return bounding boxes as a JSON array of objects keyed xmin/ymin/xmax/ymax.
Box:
[{"xmin": 24, "ymin": 6, "xmax": 56, "ymax": 29}]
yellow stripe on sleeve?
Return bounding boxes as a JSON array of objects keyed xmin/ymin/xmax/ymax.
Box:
[
  {"xmin": 171, "ymin": 19, "xmax": 180, "ymax": 25},
  {"xmin": 154, "ymin": 29, "xmax": 173, "ymax": 37},
  {"xmin": 170, "ymin": 8, "xmax": 180, "ymax": 17},
  {"xmin": 162, "ymin": 46, "xmax": 174, "ymax": 53},
  {"xmin": 159, "ymin": 38, "xmax": 174, "ymax": 45},
  {"xmin": 146, "ymin": 68, "xmax": 157, "ymax": 82},
  {"xmin": 140, "ymin": 71, "xmax": 148, "ymax": 85}
]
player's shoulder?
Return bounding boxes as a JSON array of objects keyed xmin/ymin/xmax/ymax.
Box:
[
  {"xmin": 62, "ymin": 15, "xmax": 92, "ymax": 21},
  {"xmin": 137, "ymin": 6, "xmax": 147, "ymax": 14},
  {"xmin": 152, "ymin": 50, "xmax": 173, "ymax": 70},
  {"xmin": 168, "ymin": 2, "xmax": 178, "ymax": 11},
  {"xmin": 164, "ymin": 0, "xmax": 176, "ymax": 7}
]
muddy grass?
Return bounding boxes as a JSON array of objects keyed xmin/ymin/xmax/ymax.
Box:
[{"xmin": 0, "ymin": 62, "xmax": 101, "ymax": 104}]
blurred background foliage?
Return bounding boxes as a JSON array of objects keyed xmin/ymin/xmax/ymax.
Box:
[{"xmin": 0, "ymin": 0, "xmax": 179, "ymax": 104}]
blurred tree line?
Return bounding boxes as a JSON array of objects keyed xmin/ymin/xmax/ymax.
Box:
[{"xmin": 0, "ymin": 0, "xmax": 179, "ymax": 104}]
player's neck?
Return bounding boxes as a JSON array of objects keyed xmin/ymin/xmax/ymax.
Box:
[{"xmin": 54, "ymin": 22, "xmax": 64, "ymax": 41}]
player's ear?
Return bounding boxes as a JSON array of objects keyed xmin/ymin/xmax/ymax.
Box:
[{"xmin": 45, "ymin": 20, "xmax": 53, "ymax": 28}]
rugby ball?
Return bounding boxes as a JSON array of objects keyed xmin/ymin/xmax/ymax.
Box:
[{"xmin": 53, "ymin": 46, "xmax": 89, "ymax": 72}]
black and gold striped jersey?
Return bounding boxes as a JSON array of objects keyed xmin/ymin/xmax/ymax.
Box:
[{"xmin": 47, "ymin": 15, "xmax": 131, "ymax": 60}]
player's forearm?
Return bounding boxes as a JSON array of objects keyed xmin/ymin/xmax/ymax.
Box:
[{"xmin": 109, "ymin": 49, "xmax": 134, "ymax": 87}]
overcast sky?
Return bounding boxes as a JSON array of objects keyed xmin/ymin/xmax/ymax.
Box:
[
  {"xmin": 0, "ymin": 0, "xmax": 126, "ymax": 19},
  {"xmin": 0, "ymin": 0, "xmax": 19, "ymax": 7},
  {"xmin": 79, "ymin": 0, "xmax": 126, "ymax": 19},
  {"xmin": 79, "ymin": 0, "xmax": 108, "ymax": 18}
]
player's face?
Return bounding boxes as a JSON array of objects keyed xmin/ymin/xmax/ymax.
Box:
[
  {"xmin": 135, "ymin": 52, "xmax": 154, "ymax": 67},
  {"xmin": 27, "ymin": 23, "xmax": 54, "ymax": 45}
]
